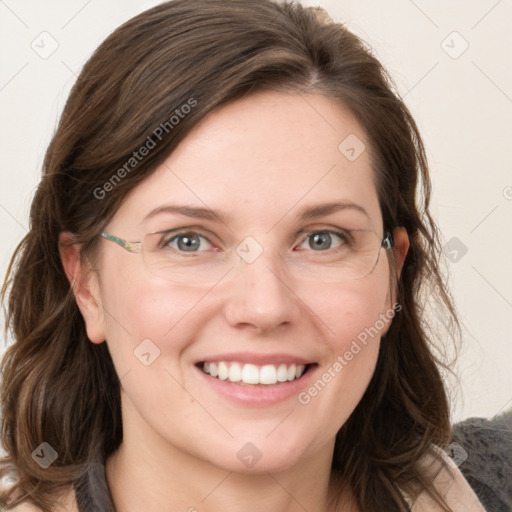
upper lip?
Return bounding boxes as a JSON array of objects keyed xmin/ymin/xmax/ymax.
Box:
[{"xmin": 195, "ymin": 352, "xmax": 315, "ymax": 366}]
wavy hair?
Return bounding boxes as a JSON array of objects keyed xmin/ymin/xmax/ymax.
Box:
[{"xmin": 1, "ymin": 1, "xmax": 461, "ymax": 510}]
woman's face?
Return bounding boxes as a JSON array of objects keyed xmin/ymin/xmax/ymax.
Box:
[{"xmin": 81, "ymin": 91, "xmax": 405, "ymax": 474}]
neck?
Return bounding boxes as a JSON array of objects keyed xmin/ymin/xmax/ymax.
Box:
[{"xmin": 105, "ymin": 413, "xmax": 349, "ymax": 512}]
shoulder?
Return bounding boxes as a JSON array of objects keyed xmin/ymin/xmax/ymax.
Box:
[
  {"xmin": 10, "ymin": 505, "xmax": 42, "ymax": 512},
  {"xmin": 10, "ymin": 500, "xmax": 77, "ymax": 512},
  {"xmin": 451, "ymin": 411, "xmax": 512, "ymax": 510},
  {"xmin": 407, "ymin": 446, "xmax": 486, "ymax": 511},
  {"xmin": 8, "ymin": 487, "xmax": 77, "ymax": 512}
]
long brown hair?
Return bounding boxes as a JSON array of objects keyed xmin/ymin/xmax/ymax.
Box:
[{"xmin": 1, "ymin": 1, "xmax": 461, "ymax": 510}]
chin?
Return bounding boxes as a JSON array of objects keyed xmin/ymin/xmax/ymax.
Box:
[{"xmin": 203, "ymin": 436, "xmax": 312, "ymax": 475}]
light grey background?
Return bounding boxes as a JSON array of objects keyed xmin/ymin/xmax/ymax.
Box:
[{"xmin": 0, "ymin": 0, "xmax": 511, "ymax": 423}]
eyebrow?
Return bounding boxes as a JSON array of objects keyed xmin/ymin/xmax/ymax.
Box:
[
  {"xmin": 142, "ymin": 200, "xmax": 369, "ymax": 224},
  {"xmin": 296, "ymin": 201, "xmax": 369, "ymax": 221},
  {"xmin": 142, "ymin": 204, "xmax": 227, "ymax": 224}
]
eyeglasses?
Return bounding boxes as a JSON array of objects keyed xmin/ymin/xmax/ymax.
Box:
[{"xmin": 99, "ymin": 228, "xmax": 394, "ymax": 286}]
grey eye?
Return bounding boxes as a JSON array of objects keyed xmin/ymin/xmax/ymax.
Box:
[
  {"xmin": 300, "ymin": 231, "xmax": 345, "ymax": 251},
  {"xmin": 167, "ymin": 232, "xmax": 212, "ymax": 252}
]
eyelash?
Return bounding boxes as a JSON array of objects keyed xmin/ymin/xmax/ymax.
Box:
[{"xmin": 160, "ymin": 228, "xmax": 351, "ymax": 254}]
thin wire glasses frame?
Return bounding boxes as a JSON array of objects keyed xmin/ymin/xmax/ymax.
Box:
[{"xmin": 98, "ymin": 228, "xmax": 395, "ymax": 283}]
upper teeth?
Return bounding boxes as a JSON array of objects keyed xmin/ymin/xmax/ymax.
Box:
[{"xmin": 202, "ymin": 362, "xmax": 306, "ymax": 385}]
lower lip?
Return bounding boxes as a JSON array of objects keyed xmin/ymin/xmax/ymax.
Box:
[{"xmin": 193, "ymin": 364, "xmax": 318, "ymax": 406}]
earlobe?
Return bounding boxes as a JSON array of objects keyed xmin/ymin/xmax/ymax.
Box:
[
  {"xmin": 58, "ymin": 232, "xmax": 106, "ymax": 344},
  {"xmin": 392, "ymin": 227, "xmax": 409, "ymax": 279}
]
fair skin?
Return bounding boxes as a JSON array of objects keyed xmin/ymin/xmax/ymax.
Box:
[{"xmin": 52, "ymin": 91, "xmax": 483, "ymax": 512}]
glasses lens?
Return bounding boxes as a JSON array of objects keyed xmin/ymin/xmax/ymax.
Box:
[
  {"xmin": 140, "ymin": 229, "xmax": 387, "ymax": 285},
  {"xmin": 142, "ymin": 231, "xmax": 234, "ymax": 285},
  {"xmin": 288, "ymin": 228, "xmax": 385, "ymax": 282}
]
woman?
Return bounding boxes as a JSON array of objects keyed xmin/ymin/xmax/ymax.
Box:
[{"xmin": 0, "ymin": 1, "xmax": 486, "ymax": 510}]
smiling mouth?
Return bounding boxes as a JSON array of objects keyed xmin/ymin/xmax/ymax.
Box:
[{"xmin": 197, "ymin": 361, "xmax": 315, "ymax": 385}]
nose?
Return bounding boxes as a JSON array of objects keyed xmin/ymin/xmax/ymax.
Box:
[{"xmin": 223, "ymin": 247, "xmax": 301, "ymax": 334}]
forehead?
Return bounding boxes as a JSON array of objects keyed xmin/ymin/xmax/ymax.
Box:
[{"xmin": 112, "ymin": 90, "xmax": 382, "ymax": 231}]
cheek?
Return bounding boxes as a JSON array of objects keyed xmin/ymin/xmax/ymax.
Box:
[
  {"xmin": 307, "ymin": 274, "xmax": 391, "ymax": 350},
  {"xmin": 291, "ymin": 278, "xmax": 391, "ymax": 442},
  {"xmin": 98, "ymin": 266, "xmax": 208, "ymax": 372}
]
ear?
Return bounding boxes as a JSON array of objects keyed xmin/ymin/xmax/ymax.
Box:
[
  {"xmin": 59, "ymin": 232, "xmax": 106, "ymax": 344},
  {"xmin": 392, "ymin": 227, "xmax": 409, "ymax": 279},
  {"xmin": 381, "ymin": 227, "xmax": 409, "ymax": 336}
]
